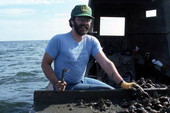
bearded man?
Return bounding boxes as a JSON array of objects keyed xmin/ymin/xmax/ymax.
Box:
[{"xmin": 41, "ymin": 5, "xmax": 139, "ymax": 91}]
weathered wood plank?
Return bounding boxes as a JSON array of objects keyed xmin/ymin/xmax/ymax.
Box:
[{"xmin": 34, "ymin": 89, "xmax": 131, "ymax": 105}]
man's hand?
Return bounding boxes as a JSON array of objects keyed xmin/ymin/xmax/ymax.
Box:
[
  {"xmin": 120, "ymin": 81, "xmax": 139, "ymax": 90},
  {"xmin": 55, "ymin": 81, "xmax": 67, "ymax": 92},
  {"xmin": 120, "ymin": 81, "xmax": 150, "ymax": 98}
]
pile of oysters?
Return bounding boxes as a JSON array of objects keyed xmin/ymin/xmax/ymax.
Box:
[
  {"xmin": 119, "ymin": 78, "xmax": 170, "ymax": 113},
  {"xmin": 136, "ymin": 77, "xmax": 167, "ymax": 89},
  {"xmin": 76, "ymin": 98, "xmax": 112, "ymax": 112}
]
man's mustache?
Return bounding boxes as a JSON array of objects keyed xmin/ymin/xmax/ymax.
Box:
[{"xmin": 79, "ymin": 24, "xmax": 89, "ymax": 29}]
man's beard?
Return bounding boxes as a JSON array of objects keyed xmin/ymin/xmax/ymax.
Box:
[{"xmin": 73, "ymin": 21, "xmax": 89, "ymax": 36}]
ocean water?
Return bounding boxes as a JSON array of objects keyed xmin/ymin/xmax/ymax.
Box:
[{"xmin": 0, "ymin": 40, "xmax": 49, "ymax": 113}]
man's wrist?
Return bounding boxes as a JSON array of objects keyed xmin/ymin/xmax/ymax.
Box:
[
  {"xmin": 118, "ymin": 80, "xmax": 124, "ymax": 86},
  {"xmin": 52, "ymin": 81, "xmax": 59, "ymax": 86}
]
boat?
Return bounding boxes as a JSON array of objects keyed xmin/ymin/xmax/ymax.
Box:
[{"xmin": 31, "ymin": 0, "xmax": 170, "ymax": 112}]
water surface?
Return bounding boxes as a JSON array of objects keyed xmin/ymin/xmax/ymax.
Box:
[{"xmin": 0, "ymin": 40, "xmax": 49, "ymax": 113}]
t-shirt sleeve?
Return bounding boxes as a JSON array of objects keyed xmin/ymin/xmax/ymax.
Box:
[
  {"xmin": 91, "ymin": 36, "xmax": 102, "ymax": 56},
  {"xmin": 45, "ymin": 36, "xmax": 59, "ymax": 59}
]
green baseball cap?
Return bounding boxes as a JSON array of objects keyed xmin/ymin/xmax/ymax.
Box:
[{"xmin": 71, "ymin": 5, "xmax": 94, "ymax": 19}]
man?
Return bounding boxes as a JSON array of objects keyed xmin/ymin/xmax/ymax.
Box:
[{"xmin": 42, "ymin": 5, "xmax": 138, "ymax": 91}]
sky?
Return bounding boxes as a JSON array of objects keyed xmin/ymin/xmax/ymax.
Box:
[{"xmin": 0, "ymin": 0, "xmax": 89, "ymax": 41}]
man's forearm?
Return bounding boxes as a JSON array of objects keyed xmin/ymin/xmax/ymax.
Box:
[
  {"xmin": 110, "ymin": 71, "xmax": 123, "ymax": 85},
  {"xmin": 94, "ymin": 51, "xmax": 124, "ymax": 85},
  {"xmin": 41, "ymin": 63, "xmax": 58, "ymax": 85},
  {"xmin": 109, "ymin": 65, "xmax": 123, "ymax": 84},
  {"xmin": 102, "ymin": 60, "xmax": 123, "ymax": 85}
]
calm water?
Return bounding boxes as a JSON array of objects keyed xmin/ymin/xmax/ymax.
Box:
[{"xmin": 0, "ymin": 40, "xmax": 49, "ymax": 113}]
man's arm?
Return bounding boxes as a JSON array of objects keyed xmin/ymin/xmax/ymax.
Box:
[
  {"xmin": 94, "ymin": 50, "xmax": 123, "ymax": 85},
  {"xmin": 41, "ymin": 52, "xmax": 58, "ymax": 85},
  {"xmin": 94, "ymin": 50, "xmax": 141, "ymax": 89},
  {"xmin": 41, "ymin": 52, "xmax": 67, "ymax": 91}
]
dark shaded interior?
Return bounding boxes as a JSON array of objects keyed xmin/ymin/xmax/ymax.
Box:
[{"xmin": 87, "ymin": 0, "xmax": 170, "ymax": 85}]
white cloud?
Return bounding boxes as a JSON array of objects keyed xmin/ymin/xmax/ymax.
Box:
[
  {"xmin": 0, "ymin": 17, "xmax": 71, "ymax": 41},
  {"xmin": 66, "ymin": 0, "xmax": 89, "ymax": 4},
  {"xmin": 0, "ymin": 8, "xmax": 36, "ymax": 17},
  {"xmin": 0, "ymin": 0, "xmax": 90, "ymax": 41},
  {"xmin": 55, "ymin": 13, "xmax": 68, "ymax": 17},
  {"xmin": 78, "ymin": 0, "xmax": 89, "ymax": 2},
  {"xmin": 0, "ymin": 0, "xmax": 64, "ymax": 5}
]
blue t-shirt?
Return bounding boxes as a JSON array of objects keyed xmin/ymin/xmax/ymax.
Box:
[{"xmin": 45, "ymin": 32, "xmax": 102, "ymax": 84}]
